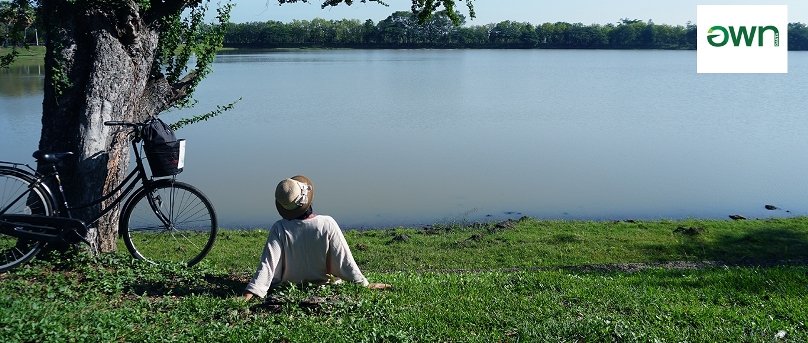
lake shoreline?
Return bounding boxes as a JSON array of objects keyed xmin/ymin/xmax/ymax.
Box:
[
  {"xmin": 6, "ymin": 49, "xmax": 808, "ymax": 229},
  {"xmin": 224, "ymin": 213, "xmax": 805, "ymax": 231}
]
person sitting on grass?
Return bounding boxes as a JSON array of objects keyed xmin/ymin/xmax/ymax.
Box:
[{"xmin": 243, "ymin": 175, "xmax": 391, "ymax": 301}]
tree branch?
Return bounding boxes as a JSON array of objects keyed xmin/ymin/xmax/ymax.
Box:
[
  {"xmin": 137, "ymin": 71, "xmax": 198, "ymax": 119},
  {"xmin": 274, "ymin": 0, "xmax": 388, "ymax": 9},
  {"xmin": 145, "ymin": 0, "xmax": 199, "ymax": 25}
]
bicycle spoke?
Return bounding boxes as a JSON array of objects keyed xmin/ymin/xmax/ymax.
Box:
[
  {"xmin": 128, "ymin": 224, "xmax": 166, "ymax": 233},
  {"xmin": 170, "ymin": 230, "xmax": 202, "ymax": 250},
  {"xmin": 1, "ymin": 176, "xmax": 24, "ymax": 213},
  {"xmin": 121, "ymin": 181, "xmax": 216, "ymax": 266},
  {"xmin": 0, "ymin": 169, "xmax": 49, "ymax": 272},
  {"xmin": 175, "ymin": 204, "xmax": 207, "ymax": 227},
  {"xmin": 2, "ymin": 250, "xmax": 11, "ymax": 265}
]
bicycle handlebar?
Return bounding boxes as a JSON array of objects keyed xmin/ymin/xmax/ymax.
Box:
[
  {"xmin": 104, "ymin": 121, "xmax": 143, "ymax": 142},
  {"xmin": 104, "ymin": 121, "xmax": 138, "ymax": 127}
]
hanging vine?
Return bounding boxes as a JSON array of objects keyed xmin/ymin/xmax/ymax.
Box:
[{"xmin": 153, "ymin": 0, "xmax": 233, "ymax": 109}]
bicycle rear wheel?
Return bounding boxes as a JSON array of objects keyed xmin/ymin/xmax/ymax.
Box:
[
  {"xmin": 120, "ymin": 180, "xmax": 217, "ymax": 266},
  {"xmin": 0, "ymin": 167, "xmax": 54, "ymax": 272}
]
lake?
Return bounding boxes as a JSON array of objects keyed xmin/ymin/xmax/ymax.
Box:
[{"xmin": 2, "ymin": 49, "xmax": 808, "ymax": 229}]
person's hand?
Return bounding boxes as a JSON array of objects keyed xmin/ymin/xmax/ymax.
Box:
[
  {"xmin": 367, "ymin": 283, "xmax": 392, "ymax": 290},
  {"xmin": 243, "ymin": 292, "xmax": 255, "ymax": 301}
]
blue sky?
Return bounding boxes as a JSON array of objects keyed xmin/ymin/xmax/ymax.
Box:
[{"xmin": 228, "ymin": 0, "xmax": 808, "ymax": 26}]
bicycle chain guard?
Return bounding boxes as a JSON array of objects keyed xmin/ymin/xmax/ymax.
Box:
[{"xmin": 0, "ymin": 214, "xmax": 88, "ymax": 244}]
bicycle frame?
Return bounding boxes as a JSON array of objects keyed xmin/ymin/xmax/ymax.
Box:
[
  {"xmin": 0, "ymin": 134, "xmax": 174, "ymax": 235},
  {"xmin": 65, "ymin": 143, "xmax": 157, "ymax": 223},
  {"xmin": 2, "ymin": 118, "xmax": 216, "ymax": 269}
]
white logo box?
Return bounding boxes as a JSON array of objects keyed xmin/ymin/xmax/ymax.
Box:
[{"xmin": 697, "ymin": 5, "xmax": 788, "ymax": 73}]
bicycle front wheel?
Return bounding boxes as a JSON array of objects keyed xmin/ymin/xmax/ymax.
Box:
[
  {"xmin": 0, "ymin": 167, "xmax": 54, "ymax": 272},
  {"xmin": 120, "ymin": 180, "xmax": 217, "ymax": 266}
]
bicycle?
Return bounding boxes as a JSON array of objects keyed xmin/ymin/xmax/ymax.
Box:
[{"xmin": 0, "ymin": 119, "xmax": 217, "ymax": 272}]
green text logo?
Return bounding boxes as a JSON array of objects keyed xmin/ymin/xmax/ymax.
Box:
[{"xmin": 707, "ymin": 25, "xmax": 780, "ymax": 47}]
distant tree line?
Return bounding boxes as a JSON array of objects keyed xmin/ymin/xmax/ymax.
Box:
[
  {"xmin": 790, "ymin": 22, "xmax": 808, "ymax": 50},
  {"xmin": 224, "ymin": 11, "xmax": 808, "ymax": 50},
  {"xmin": 4, "ymin": 7, "xmax": 808, "ymax": 50}
]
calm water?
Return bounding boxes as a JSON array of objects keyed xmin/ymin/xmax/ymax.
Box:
[{"xmin": 2, "ymin": 49, "xmax": 808, "ymax": 228}]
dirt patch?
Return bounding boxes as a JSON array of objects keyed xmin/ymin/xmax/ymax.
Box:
[
  {"xmin": 390, "ymin": 234, "xmax": 410, "ymax": 243},
  {"xmin": 672, "ymin": 226, "xmax": 706, "ymax": 235}
]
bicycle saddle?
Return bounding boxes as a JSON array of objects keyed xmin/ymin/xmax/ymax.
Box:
[{"xmin": 33, "ymin": 151, "xmax": 74, "ymax": 163}]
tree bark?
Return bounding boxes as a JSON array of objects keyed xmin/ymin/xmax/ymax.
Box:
[
  {"xmin": 30, "ymin": 0, "xmax": 459, "ymax": 254},
  {"xmin": 37, "ymin": 0, "xmax": 191, "ymax": 253}
]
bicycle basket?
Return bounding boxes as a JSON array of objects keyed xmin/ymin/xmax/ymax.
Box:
[
  {"xmin": 144, "ymin": 139, "xmax": 185, "ymax": 177},
  {"xmin": 142, "ymin": 117, "xmax": 184, "ymax": 177}
]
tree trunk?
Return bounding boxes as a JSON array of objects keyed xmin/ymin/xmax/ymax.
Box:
[{"xmin": 38, "ymin": 0, "xmax": 194, "ymax": 253}]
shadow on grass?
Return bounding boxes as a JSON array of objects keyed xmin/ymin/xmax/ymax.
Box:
[
  {"xmin": 126, "ymin": 272, "xmax": 250, "ymax": 299},
  {"xmin": 642, "ymin": 224, "xmax": 808, "ymax": 263}
]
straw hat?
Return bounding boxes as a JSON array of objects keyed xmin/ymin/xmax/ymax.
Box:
[{"xmin": 275, "ymin": 175, "xmax": 314, "ymax": 219}]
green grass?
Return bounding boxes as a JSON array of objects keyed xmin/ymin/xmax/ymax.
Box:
[
  {"xmin": 0, "ymin": 46, "xmax": 46, "ymax": 65},
  {"xmin": 205, "ymin": 217, "xmax": 808, "ymax": 272},
  {"xmin": 2, "ymin": 217, "xmax": 807, "ymax": 342},
  {"xmin": 120, "ymin": 231, "xmax": 217, "ymax": 265}
]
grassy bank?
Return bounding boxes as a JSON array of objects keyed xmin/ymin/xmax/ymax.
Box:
[
  {"xmin": 0, "ymin": 46, "xmax": 46, "ymax": 65},
  {"xmin": 205, "ymin": 216, "xmax": 808, "ymax": 272},
  {"xmin": 1, "ymin": 217, "xmax": 807, "ymax": 342}
]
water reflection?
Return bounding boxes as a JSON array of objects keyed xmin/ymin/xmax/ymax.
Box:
[
  {"xmin": 0, "ymin": 63, "xmax": 45, "ymax": 98},
  {"xmin": 2, "ymin": 51, "xmax": 808, "ymax": 229}
]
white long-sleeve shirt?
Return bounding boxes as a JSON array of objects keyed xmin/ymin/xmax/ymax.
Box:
[{"xmin": 244, "ymin": 215, "xmax": 369, "ymax": 298}]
